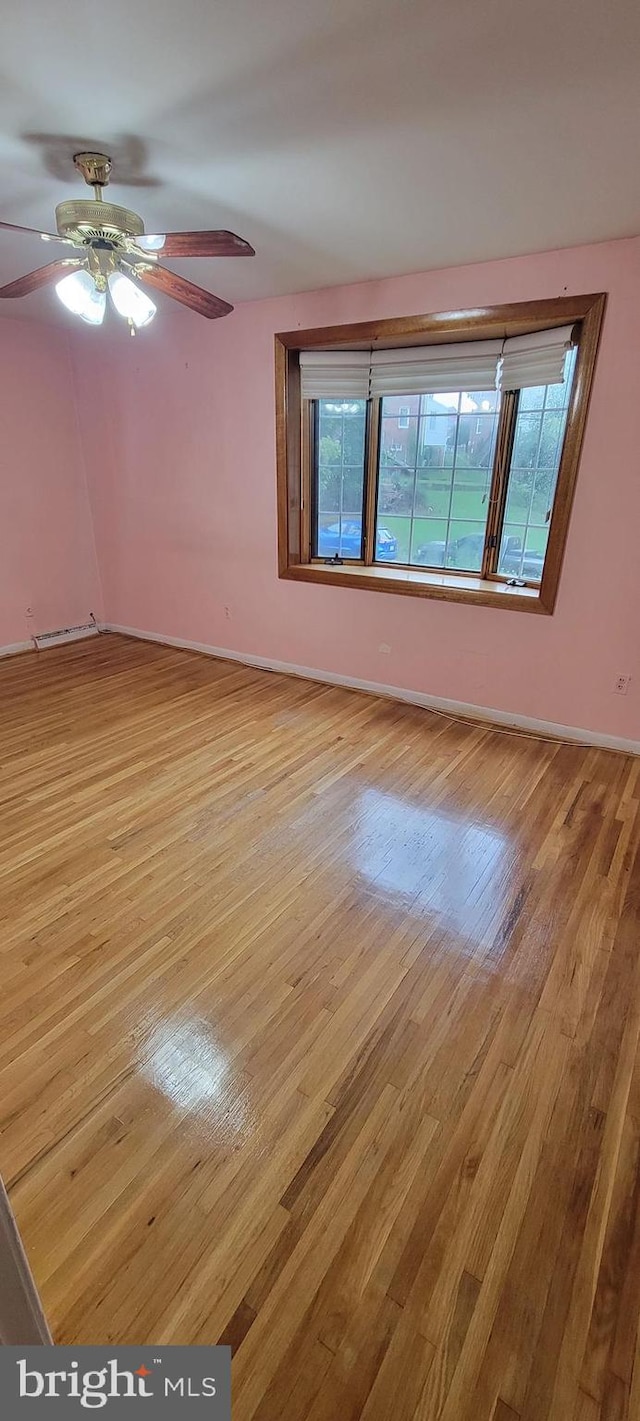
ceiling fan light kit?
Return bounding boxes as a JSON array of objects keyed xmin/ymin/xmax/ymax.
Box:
[
  {"xmin": 0, "ymin": 151, "xmax": 254, "ymax": 331},
  {"xmin": 55, "ymin": 268, "xmax": 107, "ymax": 325},
  {"xmin": 108, "ymin": 271, "xmax": 156, "ymax": 328}
]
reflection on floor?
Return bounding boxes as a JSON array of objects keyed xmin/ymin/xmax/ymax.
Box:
[{"xmin": 1, "ymin": 634, "xmax": 639, "ymax": 1420}]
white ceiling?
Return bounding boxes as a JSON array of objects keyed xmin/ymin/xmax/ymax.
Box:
[{"xmin": 1, "ymin": 0, "xmax": 639, "ymax": 323}]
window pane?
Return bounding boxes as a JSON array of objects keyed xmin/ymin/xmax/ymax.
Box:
[
  {"xmin": 530, "ymin": 469, "xmax": 555, "ymax": 526},
  {"xmin": 379, "ymin": 412, "xmax": 418, "ymax": 515},
  {"xmin": 499, "ymin": 523, "xmax": 528, "ymax": 580},
  {"xmin": 518, "ymin": 385, "xmax": 547, "ymax": 412},
  {"xmin": 411, "ymin": 518, "xmax": 448, "ymax": 565},
  {"xmin": 419, "ymin": 413, "xmax": 458, "ymax": 469},
  {"xmin": 539, "ymin": 409, "xmax": 567, "ymax": 467},
  {"xmin": 450, "ymin": 469, "xmax": 491, "ymax": 520},
  {"xmin": 422, "ymin": 391, "xmax": 461, "ymax": 414},
  {"xmin": 498, "ymin": 350, "xmax": 575, "ymax": 583},
  {"xmin": 376, "ymin": 391, "xmax": 499, "ymax": 567},
  {"xmin": 314, "ymin": 398, "xmax": 367, "ymax": 559},
  {"xmin": 511, "ymin": 412, "xmax": 542, "ymax": 468},
  {"xmin": 383, "ymin": 394, "xmax": 421, "ymax": 419},
  {"xmin": 446, "ymin": 521, "xmax": 487, "ymax": 572},
  {"xmin": 545, "ymin": 375, "xmax": 570, "ymax": 410},
  {"xmin": 414, "ymin": 468, "xmax": 452, "ymax": 517},
  {"xmin": 380, "ymin": 517, "xmax": 411, "ymax": 562},
  {"xmin": 504, "ymin": 466, "xmax": 535, "ymax": 525}
]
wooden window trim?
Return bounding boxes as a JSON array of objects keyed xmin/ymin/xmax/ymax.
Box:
[
  {"xmin": 275, "ymin": 293, "xmax": 606, "ymax": 613},
  {"xmin": 481, "ymin": 388, "xmax": 518, "ymax": 580},
  {"xmin": 363, "ymin": 398, "xmax": 380, "ymax": 566}
]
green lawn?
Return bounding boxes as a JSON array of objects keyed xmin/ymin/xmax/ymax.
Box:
[
  {"xmin": 379, "ymin": 515, "xmax": 548, "ymax": 564},
  {"xmin": 378, "ymin": 479, "xmax": 549, "ymax": 564}
]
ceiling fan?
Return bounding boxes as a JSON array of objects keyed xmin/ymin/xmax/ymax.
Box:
[{"xmin": 0, "ymin": 152, "xmax": 254, "ymax": 331}]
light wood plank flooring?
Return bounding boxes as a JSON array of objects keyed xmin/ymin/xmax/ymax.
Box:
[{"xmin": 1, "ymin": 633, "xmax": 639, "ymax": 1419}]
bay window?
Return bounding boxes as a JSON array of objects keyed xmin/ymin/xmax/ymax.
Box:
[{"xmin": 276, "ymin": 294, "xmax": 605, "ymax": 613}]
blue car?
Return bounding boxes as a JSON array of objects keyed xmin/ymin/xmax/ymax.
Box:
[{"xmin": 317, "ymin": 520, "xmax": 397, "ymax": 561}]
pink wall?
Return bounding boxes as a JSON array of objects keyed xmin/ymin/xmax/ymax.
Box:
[
  {"xmin": 71, "ymin": 236, "xmax": 640, "ymax": 740},
  {"xmin": 0, "ymin": 317, "xmax": 102, "ymax": 647}
]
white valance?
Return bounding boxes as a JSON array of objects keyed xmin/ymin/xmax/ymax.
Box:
[
  {"xmin": 299, "ymin": 325, "xmax": 577, "ymax": 401},
  {"xmin": 497, "ymin": 325, "xmax": 575, "ymax": 392},
  {"xmin": 369, "ymin": 340, "xmax": 503, "ymax": 396},
  {"xmin": 299, "ymin": 349, "xmax": 370, "ymax": 399}
]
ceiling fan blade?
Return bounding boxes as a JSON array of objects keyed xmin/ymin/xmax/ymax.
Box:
[
  {"xmin": 126, "ymin": 261, "xmax": 233, "ymax": 318},
  {"xmin": 0, "ymin": 259, "xmax": 82, "ymax": 299},
  {"xmin": 0, "ymin": 219, "xmax": 75, "ymax": 247},
  {"xmin": 135, "ymin": 230, "xmax": 254, "ymax": 258}
]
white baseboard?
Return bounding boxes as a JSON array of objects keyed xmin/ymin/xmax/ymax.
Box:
[
  {"xmin": 0, "ymin": 639, "xmax": 31, "ymax": 658},
  {"xmin": 105, "ymin": 622, "xmax": 640, "ymax": 756}
]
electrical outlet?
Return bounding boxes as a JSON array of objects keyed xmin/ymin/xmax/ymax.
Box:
[
  {"xmin": 378, "ymin": 642, "xmax": 391, "ymax": 654},
  {"xmin": 224, "ymin": 605, "xmax": 232, "ymax": 620},
  {"xmin": 614, "ymin": 674, "xmax": 631, "ymax": 695}
]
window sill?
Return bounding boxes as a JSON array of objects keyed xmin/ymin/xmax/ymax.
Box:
[{"xmin": 281, "ymin": 561, "xmax": 551, "ymax": 613}]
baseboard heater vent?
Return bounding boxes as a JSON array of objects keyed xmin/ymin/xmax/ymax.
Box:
[{"xmin": 32, "ymin": 617, "xmax": 100, "ymax": 651}]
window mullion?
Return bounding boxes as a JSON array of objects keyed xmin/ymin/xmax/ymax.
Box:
[
  {"xmin": 482, "ymin": 390, "xmax": 518, "ymax": 578},
  {"xmin": 363, "ymin": 398, "xmax": 381, "ymax": 565},
  {"xmin": 301, "ymin": 399, "xmax": 313, "ymax": 562}
]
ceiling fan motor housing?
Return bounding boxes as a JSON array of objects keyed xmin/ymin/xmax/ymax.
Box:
[{"xmin": 55, "ymin": 199, "xmax": 145, "ymax": 247}]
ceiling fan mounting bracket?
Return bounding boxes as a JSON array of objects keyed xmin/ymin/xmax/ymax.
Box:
[{"xmin": 73, "ymin": 151, "xmax": 112, "ymax": 190}]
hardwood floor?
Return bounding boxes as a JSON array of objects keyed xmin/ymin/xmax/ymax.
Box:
[{"xmin": 1, "ymin": 633, "xmax": 639, "ymax": 1418}]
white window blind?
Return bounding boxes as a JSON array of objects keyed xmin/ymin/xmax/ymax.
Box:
[
  {"xmin": 368, "ymin": 340, "xmax": 503, "ymax": 396},
  {"xmin": 299, "ymin": 326, "xmax": 577, "ymax": 400},
  {"xmin": 299, "ymin": 349, "xmax": 370, "ymax": 399},
  {"xmin": 497, "ymin": 325, "xmax": 575, "ymax": 392}
]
